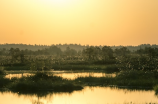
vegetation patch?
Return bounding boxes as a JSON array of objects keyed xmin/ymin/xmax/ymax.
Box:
[
  {"xmin": 0, "ymin": 76, "xmax": 10, "ymax": 88},
  {"xmin": 4, "ymin": 66, "xmax": 29, "ymax": 71},
  {"xmin": 1, "ymin": 70, "xmax": 158, "ymax": 94},
  {"xmin": 103, "ymin": 65, "xmax": 120, "ymax": 73},
  {"xmin": 115, "ymin": 70, "xmax": 158, "ymax": 87},
  {"xmin": 8, "ymin": 72, "xmax": 83, "ymax": 93},
  {"xmin": 75, "ymin": 76, "xmax": 114, "ymax": 86},
  {"xmin": 52, "ymin": 64, "xmax": 119, "ymax": 72},
  {"xmin": 0, "ymin": 68, "xmax": 5, "ymax": 75},
  {"xmin": 75, "ymin": 70, "xmax": 158, "ymax": 88}
]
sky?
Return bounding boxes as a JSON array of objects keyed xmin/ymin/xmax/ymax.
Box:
[{"xmin": 0, "ymin": 0, "xmax": 158, "ymax": 46}]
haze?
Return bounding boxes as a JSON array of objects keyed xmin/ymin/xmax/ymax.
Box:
[{"xmin": 0, "ymin": 0, "xmax": 158, "ymax": 46}]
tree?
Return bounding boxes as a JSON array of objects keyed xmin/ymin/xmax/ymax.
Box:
[
  {"xmin": 115, "ymin": 47, "xmax": 130, "ymax": 57},
  {"xmin": 102, "ymin": 46, "xmax": 114, "ymax": 60},
  {"xmin": 9, "ymin": 48, "xmax": 25, "ymax": 63},
  {"xmin": 145, "ymin": 47, "xmax": 157, "ymax": 60},
  {"xmin": 64, "ymin": 47, "xmax": 77, "ymax": 60},
  {"xmin": 93, "ymin": 47, "xmax": 102, "ymax": 60},
  {"xmin": 82, "ymin": 46, "xmax": 95, "ymax": 60}
]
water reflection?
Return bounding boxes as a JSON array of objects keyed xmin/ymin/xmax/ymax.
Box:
[
  {"xmin": 53, "ymin": 72, "xmax": 115, "ymax": 79},
  {"xmin": 5, "ymin": 71, "xmax": 115, "ymax": 79},
  {"xmin": 1, "ymin": 87, "xmax": 158, "ymax": 104},
  {"xmin": 5, "ymin": 73, "xmax": 33, "ymax": 79}
]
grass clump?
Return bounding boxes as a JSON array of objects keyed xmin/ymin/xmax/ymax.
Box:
[
  {"xmin": 52, "ymin": 83, "xmax": 83, "ymax": 92},
  {"xmin": 75, "ymin": 76, "xmax": 114, "ymax": 86},
  {"xmin": 115, "ymin": 70, "xmax": 158, "ymax": 87},
  {"xmin": 9, "ymin": 72, "xmax": 83, "ymax": 93},
  {"xmin": 75, "ymin": 70, "xmax": 158, "ymax": 88}
]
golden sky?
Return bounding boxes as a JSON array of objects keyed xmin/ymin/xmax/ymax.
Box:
[{"xmin": 0, "ymin": 0, "xmax": 158, "ymax": 46}]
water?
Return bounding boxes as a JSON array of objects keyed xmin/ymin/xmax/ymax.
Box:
[
  {"xmin": 53, "ymin": 71, "xmax": 115, "ymax": 79},
  {"xmin": 0, "ymin": 87, "xmax": 158, "ymax": 104},
  {"xmin": 5, "ymin": 71, "xmax": 115, "ymax": 79},
  {"xmin": 3, "ymin": 71, "xmax": 158, "ymax": 104}
]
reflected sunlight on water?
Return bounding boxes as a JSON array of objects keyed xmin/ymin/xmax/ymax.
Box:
[
  {"xmin": 5, "ymin": 71, "xmax": 115, "ymax": 79},
  {"xmin": 1, "ymin": 87, "xmax": 158, "ymax": 104},
  {"xmin": 53, "ymin": 72, "xmax": 115, "ymax": 79},
  {"xmin": 5, "ymin": 73, "xmax": 33, "ymax": 79}
]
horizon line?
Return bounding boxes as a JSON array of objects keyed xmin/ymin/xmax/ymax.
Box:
[{"xmin": 0, "ymin": 43, "xmax": 157, "ymax": 47}]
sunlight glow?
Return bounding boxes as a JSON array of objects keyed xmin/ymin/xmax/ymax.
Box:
[
  {"xmin": 0, "ymin": 0, "xmax": 158, "ymax": 45},
  {"xmin": 53, "ymin": 0, "xmax": 70, "ymax": 4},
  {"xmin": 38, "ymin": 0, "xmax": 77, "ymax": 7}
]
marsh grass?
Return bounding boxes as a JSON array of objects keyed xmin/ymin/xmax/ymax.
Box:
[
  {"xmin": 75, "ymin": 76, "xmax": 114, "ymax": 86},
  {"xmin": 4, "ymin": 66, "xmax": 29, "ymax": 71},
  {"xmin": 103, "ymin": 65, "xmax": 120, "ymax": 73},
  {"xmin": 52, "ymin": 64, "xmax": 119, "ymax": 73},
  {"xmin": 75, "ymin": 70, "xmax": 158, "ymax": 88},
  {"xmin": 0, "ymin": 67, "xmax": 6, "ymax": 75},
  {"xmin": 0, "ymin": 70, "xmax": 5, "ymax": 75},
  {"xmin": 115, "ymin": 70, "xmax": 158, "ymax": 87},
  {"xmin": 0, "ymin": 76, "xmax": 10, "ymax": 88},
  {"xmin": 8, "ymin": 72, "xmax": 83, "ymax": 93},
  {"xmin": 2, "ymin": 69, "xmax": 158, "ymax": 93},
  {"xmin": 0, "ymin": 67, "xmax": 10, "ymax": 88},
  {"xmin": 52, "ymin": 64, "xmax": 101, "ymax": 70}
]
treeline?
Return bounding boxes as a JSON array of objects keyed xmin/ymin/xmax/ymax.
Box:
[
  {"xmin": 1, "ymin": 45, "xmax": 158, "ymax": 59},
  {"xmin": 0, "ymin": 46, "xmax": 78, "ymax": 56},
  {"xmin": 0, "ymin": 44, "xmax": 87, "ymax": 51},
  {"xmin": 1, "ymin": 45, "xmax": 158, "ymax": 63},
  {"xmin": 1, "ymin": 43, "xmax": 158, "ymax": 51},
  {"xmin": 1, "ymin": 44, "xmax": 158, "ymax": 71}
]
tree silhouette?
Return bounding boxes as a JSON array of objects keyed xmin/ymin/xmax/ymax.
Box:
[{"xmin": 102, "ymin": 46, "xmax": 114, "ymax": 60}]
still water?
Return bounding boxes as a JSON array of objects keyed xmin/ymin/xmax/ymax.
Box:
[
  {"xmin": 3, "ymin": 71, "xmax": 158, "ymax": 104},
  {"xmin": 0, "ymin": 87, "xmax": 158, "ymax": 104},
  {"xmin": 5, "ymin": 71, "xmax": 115, "ymax": 79}
]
